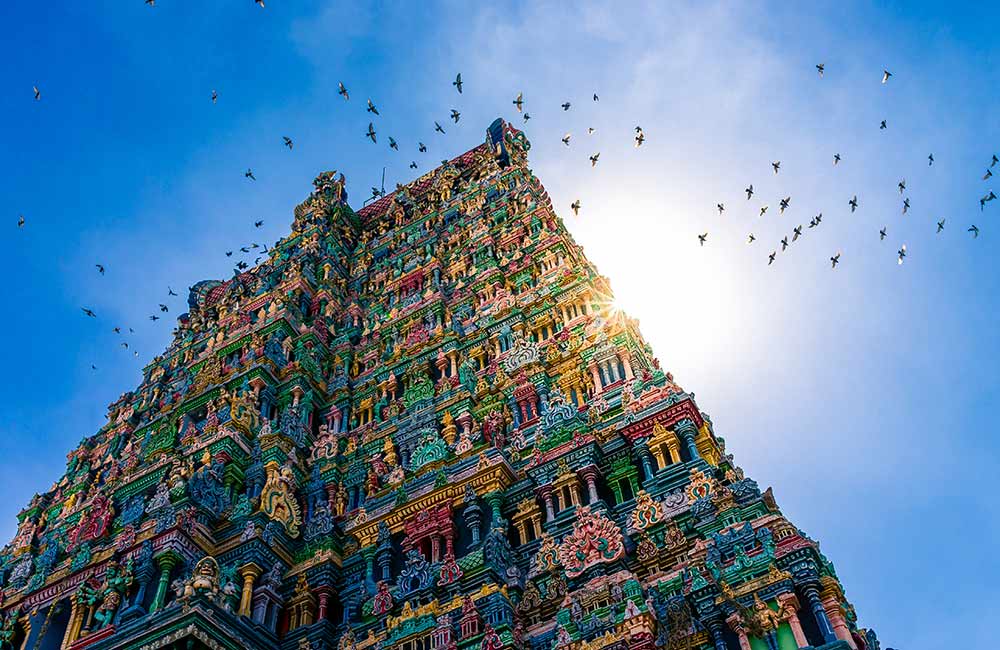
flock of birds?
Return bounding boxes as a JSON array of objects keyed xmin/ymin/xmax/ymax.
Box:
[
  {"xmin": 13, "ymin": 5, "xmax": 996, "ymax": 374},
  {"xmin": 689, "ymin": 66, "xmax": 993, "ymax": 269}
]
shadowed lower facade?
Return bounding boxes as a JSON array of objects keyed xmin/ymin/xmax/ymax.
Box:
[{"xmin": 0, "ymin": 119, "xmax": 879, "ymax": 650}]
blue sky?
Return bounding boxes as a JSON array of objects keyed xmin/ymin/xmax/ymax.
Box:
[{"xmin": 1, "ymin": 2, "xmax": 998, "ymax": 648}]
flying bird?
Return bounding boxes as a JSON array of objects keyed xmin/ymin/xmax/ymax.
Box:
[
  {"xmin": 17, "ymin": 215, "xmax": 24, "ymax": 228},
  {"xmin": 450, "ymin": 109, "xmax": 461, "ymax": 123},
  {"xmin": 255, "ymin": 0, "xmax": 264, "ymax": 7},
  {"xmin": 562, "ymin": 133, "xmax": 572, "ymax": 146},
  {"xmin": 434, "ymin": 121, "xmax": 445, "ymax": 134},
  {"xmin": 760, "ymin": 206, "xmax": 768, "ymax": 217},
  {"xmin": 936, "ymin": 219, "xmax": 945, "ymax": 233},
  {"xmin": 992, "ymin": 154, "xmax": 998, "ymax": 167},
  {"xmin": 980, "ymin": 191, "xmax": 996, "ymax": 210},
  {"xmin": 283, "ymin": 136, "xmax": 293, "ymax": 149},
  {"xmin": 168, "ymin": 287, "xmax": 178, "ymax": 296},
  {"xmin": 211, "ymin": 89, "xmax": 218, "ymax": 104},
  {"xmin": 149, "ymin": 315, "xmax": 160, "ymax": 321},
  {"xmin": 240, "ymin": 246, "xmax": 250, "ymax": 253},
  {"xmin": 792, "ymin": 225, "xmax": 803, "ymax": 241},
  {"xmin": 809, "ymin": 214, "xmax": 822, "ymax": 228},
  {"xmin": 902, "ymin": 197, "xmax": 910, "ymax": 214},
  {"xmin": 768, "ymin": 251, "xmax": 776, "ymax": 265},
  {"xmin": 95, "ymin": 264, "xmax": 105, "ymax": 275},
  {"xmin": 593, "ymin": 93, "xmax": 599, "ymax": 101},
  {"xmin": 772, "ymin": 161, "xmax": 781, "ymax": 174},
  {"xmin": 571, "ymin": 200, "xmax": 581, "ymax": 216},
  {"xmin": 113, "ymin": 327, "xmax": 121, "ymax": 334},
  {"xmin": 928, "ymin": 154, "xmax": 934, "ymax": 166},
  {"xmin": 984, "ymin": 169, "xmax": 993, "ymax": 181},
  {"xmin": 745, "ymin": 185, "xmax": 754, "ymax": 200},
  {"xmin": 779, "ymin": 197, "xmax": 790, "ymax": 214},
  {"xmin": 388, "ymin": 137, "xmax": 398, "ymax": 150},
  {"xmin": 587, "ymin": 127, "xmax": 595, "ymax": 135},
  {"xmin": 409, "ymin": 161, "xmax": 418, "ymax": 169},
  {"xmin": 338, "ymin": 82, "xmax": 349, "ymax": 100},
  {"xmin": 880, "ymin": 120, "xmax": 887, "ymax": 130},
  {"xmin": 816, "ymin": 63, "xmax": 825, "ymax": 77},
  {"xmin": 634, "ymin": 130, "xmax": 645, "ymax": 147},
  {"xmin": 830, "ymin": 252, "xmax": 841, "ymax": 268},
  {"xmin": 589, "ymin": 153, "xmax": 600, "ymax": 167},
  {"xmin": 882, "ymin": 69, "xmax": 892, "ymax": 84},
  {"xmin": 254, "ymin": 220, "xmax": 263, "ymax": 227},
  {"xmin": 748, "ymin": 233, "xmax": 756, "ymax": 244},
  {"xmin": 453, "ymin": 73, "xmax": 463, "ymax": 94},
  {"xmin": 717, "ymin": 203, "xmax": 725, "ymax": 215},
  {"xmin": 245, "ymin": 169, "xmax": 256, "ymax": 181},
  {"xmin": 146, "ymin": 0, "xmax": 154, "ymax": 5},
  {"xmin": 418, "ymin": 142, "xmax": 427, "ymax": 153},
  {"xmin": 834, "ymin": 153, "xmax": 841, "ymax": 165},
  {"xmin": 969, "ymin": 225, "xmax": 980, "ymax": 238},
  {"xmin": 366, "ymin": 122, "xmax": 376, "ymax": 143},
  {"xmin": 121, "ymin": 342, "xmax": 129, "ymax": 350},
  {"xmin": 225, "ymin": 251, "xmax": 233, "ymax": 257},
  {"xmin": 698, "ymin": 232, "xmax": 708, "ymax": 246},
  {"xmin": 780, "ymin": 236, "xmax": 789, "ymax": 251},
  {"xmin": 880, "ymin": 227, "xmax": 887, "ymax": 241},
  {"xmin": 897, "ymin": 244, "xmax": 907, "ymax": 265},
  {"xmin": 898, "ymin": 179, "xmax": 906, "ymax": 194},
  {"xmin": 849, "ymin": 195, "xmax": 859, "ymax": 212},
  {"xmin": 523, "ymin": 113, "xmax": 531, "ymax": 122},
  {"xmin": 513, "ymin": 92, "xmax": 523, "ymax": 112},
  {"xmin": 159, "ymin": 304, "xmax": 169, "ymax": 312},
  {"xmin": 561, "ymin": 102, "xmax": 571, "ymax": 111},
  {"xmin": 366, "ymin": 98, "xmax": 379, "ymax": 115},
  {"xmin": 82, "ymin": 308, "xmax": 96, "ymax": 318},
  {"xmin": 33, "ymin": 86, "xmax": 40, "ymax": 101}
]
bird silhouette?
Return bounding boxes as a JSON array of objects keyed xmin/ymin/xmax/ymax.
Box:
[
  {"xmin": 992, "ymin": 154, "xmax": 998, "ymax": 167},
  {"xmin": 513, "ymin": 92, "xmax": 523, "ymax": 112},
  {"xmin": 792, "ymin": 225, "xmax": 803, "ymax": 241},
  {"xmin": 849, "ymin": 195, "xmax": 859, "ymax": 212},
  {"xmin": 523, "ymin": 113, "xmax": 531, "ymax": 122},
  {"xmin": 779, "ymin": 197, "xmax": 790, "ymax": 214},
  {"xmin": 772, "ymin": 161, "xmax": 781, "ymax": 174},
  {"xmin": 768, "ymin": 251, "xmax": 776, "ymax": 265},
  {"xmin": 928, "ymin": 154, "xmax": 934, "ymax": 166},
  {"xmin": 338, "ymin": 82, "xmax": 349, "ymax": 100},
  {"xmin": 245, "ymin": 169, "xmax": 256, "ymax": 181},
  {"xmin": 366, "ymin": 122, "xmax": 377, "ymax": 143},
  {"xmin": 880, "ymin": 120, "xmax": 887, "ymax": 130},
  {"xmin": 571, "ymin": 200, "xmax": 581, "ymax": 216},
  {"xmin": 882, "ymin": 69, "xmax": 892, "ymax": 83},
  {"xmin": 969, "ymin": 225, "xmax": 980, "ymax": 238},
  {"xmin": 254, "ymin": 220, "xmax": 263, "ymax": 227},
  {"xmin": 240, "ymin": 246, "xmax": 250, "ymax": 253},
  {"xmin": 95, "ymin": 264, "xmax": 105, "ymax": 275},
  {"xmin": 418, "ymin": 142, "xmax": 427, "ymax": 153},
  {"xmin": 450, "ymin": 109, "xmax": 461, "ymax": 123},
  {"xmin": 453, "ymin": 73, "xmax": 463, "ymax": 94},
  {"xmin": 780, "ymin": 236, "xmax": 789, "ymax": 251},
  {"xmin": 283, "ymin": 136, "xmax": 293, "ymax": 149},
  {"xmin": 880, "ymin": 227, "xmax": 887, "ymax": 241},
  {"xmin": 634, "ymin": 130, "xmax": 645, "ymax": 147},
  {"xmin": 561, "ymin": 102, "xmax": 571, "ymax": 111},
  {"xmin": 211, "ymin": 89, "xmax": 218, "ymax": 104},
  {"xmin": 159, "ymin": 304, "xmax": 169, "ymax": 312},
  {"xmin": 748, "ymin": 233, "xmax": 756, "ymax": 244},
  {"xmin": 366, "ymin": 98, "xmax": 379, "ymax": 115},
  {"xmin": 745, "ymin": 185, "xmax": 754, "ymax": 200},
  {"xmin": 225, "ymin": 251, "xmax": 233, "ymax": 257},
  {"xmin": 434, "ymin": 121, "xmax": 445, "ymax": 134},
  {"xmin": 389, "ymin": 137, "xmax": 398, "ymax": 150},
  {"xmin": 831, "ymin": 252, "xmax": 841, "ymax": 268},
  {"xmin": 717, "ymin": 203, "xmax": 725, "ymax": 215},
  {"xmin": 409, "ymin": 161, "xmax": 418, "ymax": 169},
  {"xmin": 168, "ymin": 287, "xmax": 178, "ymax": 296},
  {"xmin": 587, "ymin": 127, "xmax": 595, "ymax": 134},
  {"xmin": 593, "ymin": 93, "xmax": 599, "ymax": 101},
  {"xmin": 113, "ymin": 327, "xmax": 121, "ymax": 334},
  {"xmin": 146, "ymin": 0, "xmax": 154, "ymax": 5},
  {"xmin": 809, "ymin": 214, "xmax": 822, "ymax": 228},
  {"xmin": 834, "ymin": 153, "xmax": 841, "ymax": 165},
  {"xmin": 816, "ymin": 63, "xmax": 825, "ymax": 77},
  {"xmin": 980, "ymin": 191, "xmax": 996, "ymax": 210},
  {"xmin": 255, "ymin": 0, "xmax": 264, "ymax": 7},
  {"xmin": 17, "ymin": 215, "xmax": 25, "ymax": 228},
  {"xmin": 149, "ymin": 315, "xmax": 160, "ymax": 321},
  {"xmin": 984, "ymin": 169, "xmax": 993, "ymax": 181},
  {"xmin": 937, "ymin": 219, "xmax": 945, "ymax": 233},
  {"xmin": 33, "ymin": 86, "xmax": 40, "ymax": 101},
  {"xmin": 897, "ymin": 244, "xmax": 907, "ymax": 265},
  {"xmin": 898, "ymin": 179, "xmax": 906, "ymax": 194},
  {"xmin": 902, "ymin": 198, "xmax": 910, "ymax": 214},
  {"xmin": 698, "ymin": 233, "xmax": 708, "ymax": 246},
  {"xmin": 562, "ymin": 133, "xmax": 572, "ymax": 146},
  {"xmin": 121, "ymin": 342, "xmax": 128, "ymax": 350},
  {"xmin": 760, "ymin": 206, "xmax": 768, "ymax": 217},
  {"xmin": 82, "ymin": 308, "xmax": 96, "ymax": 318},
  {"xmin": 589, "ymin": 153, "xmax": 600, "ymax": 167}
]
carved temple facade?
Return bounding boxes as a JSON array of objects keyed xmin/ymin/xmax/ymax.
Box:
[{"xmin": 0, "ymin": 119, "xmax": 880, "ymax": 650}]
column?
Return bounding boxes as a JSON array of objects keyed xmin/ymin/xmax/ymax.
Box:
[
  {"xmin": 589, "ymin": 364, "xmax": 602, "ymax": 392},
  {"xmin": 801, "ymin": 584, "xmax": 837, "ymax": 644},
  {"xmin": 637, "ymin": 447, "xmax": 655, "ymax": 481},
  {"xmin": 537, "ymin": 486, "xmax": 556, "ymax": 522},
  {"xmin": 317, "ymin": 588, "xmax": 332, "ymax": 621},
  {"xmin": 822, "ymin": 597, "xmax": 858, "ymax": 649},
  {"xmin": 150, "ymin": 552, "xmax": 180, "ymax": 613},
  {"xmin": 620, "ymin": 350, "xmax": 634, "ymax": 380},
  {"xmin": 777, "ymin": 594, "xmax": 808, "ymax": 648},
  {"xmin": 675, "ymin": 419, "xmax": 701, "ymax": 462},
  {"xmin": 238, "ymin": 564, "xmax": 262, "ymax": 617},
  {"xmin": 666, "ymin": 438, "xmax": 682, "ymax": 464},
  {"xmin": 578, "ymin": 466, "xmax": 600, "ymax": 504},
  {"xmin": 706, "ymin": 620, "xmax": 730, "ymax": 650},
  {"xmin": 726, "ymin": 614, "xmax": 751, "ymax": 650}
]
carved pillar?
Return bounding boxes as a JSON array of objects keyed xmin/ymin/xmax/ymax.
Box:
[
  {"xmin": 150, "ymin": 552, "xmax": 181, "ymax": 613},
  {"xmin": 61, "ymin": 599, "xmax": 85, "ymax": 649},
  {"xmin": 801, "ymin": 584, "xmax": 837, "ymax": 644},
  {"xmin": 726, "ymin": 613, "xmax": 751, "ymax": 650},
  {"xmin": 706, "ymin": 619, "xmax": 730, "ymax": 650},
  {"xmin": 636, "ymin": 445, "xmax": 655, "ymax": 481},
  {"xmin": 620, "ymin": 350, "xmax": 634, "ymax": 380},
  {"xmin": 822, "ymin": 597, "xmax": 857, "ymax": 649},
  {"xmin": 317, "ymin": 587, "xmax": 332, "ymax": 621},
  {"xmin": 675, "ymin": 419, "xmax": 701, "ymax": 462},
  {"xmin": 537, "ymin": 485, "xmax": 555, "ymax": 522},
  {"xmin": 589, "ymin": 363, "xmax": 602, "ymax": 392},
  {"xmin": 578, "ymin": 466, "xmax": 600, "ymax": 504},
  {"xmin": 484, "ymin": 491, "xmax": 504, "ymax": 527},
  {"xmin": 777, "ymin": 593, "xmax": 808, "ymax": 648},
  {"xmin": 238, "ymin": 563, "xmax": 262, "ymax": 617}
]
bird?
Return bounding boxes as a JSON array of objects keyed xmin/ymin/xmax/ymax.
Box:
[
  {"xmin": 589, "ymin": 153, "xmax": 600, "ymax": 167},
  {"xmin": 780, "ymin": 236, "xmax": 789, "ymax": 251},
  {"xmin": 593, "ymin": 93, "xmax": 599, "ymax": 102},
  {"xmin": 772, "ymin": 161, "xmax": 781, "ymax": 174},
  {"xmin": 211, "ymin": 89, "xmax": 218, "ymax": 104},
  {"xmin": 587, "ymin": 127, "xmax": 596, "ymax": 135},
  {"xmin": 562, "ymin": 133, "xmax": 572, "ymax": 146},
  {"xmin": 159, "ymin": 304, "xmax": 169, "ymax": 312},
  {"xmin": 513, "ymin": 92, "xmax": 524, "ymax": 112},
  {"xmin": 240, "ymin": 246, "xmax": 250, "ymax": 253},
  {"xmin": 129, "ymin": 328, "xmax": 134, "ymax": 333},
  {"xmin": 168, "ymin": 286, "xmax": 178, "ymax": 296},
  {"xmin": 902, "ymin": 198, "xmax": 910, "ymax": 214},
  {"xmin": 698, "ymin": 233, "xmax": 708, "ymax": 246},
  {"xmin": 121, "ymin": 342, "xmax": 129, "ymax": 350},
  {"xmin": 338, "ymin": 82, "xmax": 349, "ymax": 100},
  {"xmin": 255, "ymin": 0, "xmax": 264, "ymax": 6},
  {"xmin": 453, "ymin": 73, "xmax": 463, "ymax": 94},
  {"xmin": 969, "ymin": 225, "xmax": 980, "ymax": 238},
  {"xmin": 366, "ymin": 98, "xmax": 379, "ymax": 115},
  {"xmin": 809, "ymin": 214, "xmax": 822, "ymax": 228},
  {"xmin": 523, "ymin": 113, "xmax": 531, "ymax": 122},
  {"xmin": 882, "ymin": 69, "xmax": 892, "ymax": 83},
  {"xmin": 937, "ymin": 219, "xmax": 945, "ymax": 233},
  {"xmin": 880, "ymin": 119, "xmax": 887, "ymax": 130},
  {"xmin": 236, "ymin": 261, "xmax": 248, "ymax": 270},
  {"xmin": 745, "ymin": 185, "xmax": 754, "ymax": 200},
  {"xmin": 82, "ymin": 308, "xmax": 96, "ymax": 318},
  {"xmin": 95, "ymin": 264, "xmax": 105, "ymax": 275},
  {"xmin": 571, "ymin": 200, "xmax": 581, "ymax": 216},
  {"xmin": 17, "ymin": 215, "xmax": 24, "ymax": 228},
  {"xmin": 760, "ymin": 206, "xmax": 769, "ymax": 217},
  {"xmin": 145, "ymin": 0, "xmax": 154, "ymax": 5},
  {"xmin": 245, "ymin": 169, "xmax": 256, "ymax": 181},
  {"xmin": 898, "ymin": 179, "xmax": 906, "ymax": 194},
  {"xmin": 849, "ymin": 195, "xmax": 859, "ymax": 212},
  {"xmin": 980, "ymin": 191, "xmax": 996, "ymax": 210},
  {"xmin": 561, "ymin": 102, "xmax": 571, "ymax": 111},
  {"xmin": 33, "ymin": 86, "xmax": 40, "ymax": 101},
  {"xmin": 254, "ymin": 220, "xmax": 263, "ymax": 227},
  {"xmin": 388, "ymin": 137, "xmax": 398, "ymax": 151},
  {"xmin": 149, "ymin": 315, "xmax": 160, "ymax": 321},
  {"xmin": 409, "ymin": 161, "xmax": 418, "ymax": 169},
  {"xmin": 792, "ymin": 225, "xmax": 803, "ymax": 241},
  {"xmin": 748, "ymin": 233, "xmax": 756, "ymax": 244},
  {"xmin": 779, "ymin": 197, "xmax": 790, "ymax": 214},
  {"xmin": 879, "ymin": 227, "xmax": 887, "ymax": 241},
  {"xmin": 450, "ymin": 109, "xmax": 461, "ymax": 123},
  {"xmin": 634, "ymin": 130, "xmax": 645, "ymax": 147},
  {"xmin": 434, "ymin": 121, "xmax": 445, "ymax": 134},
  {"xmin": 366, "ymin": 123, "xmax": 377, "ymax": 143},
  {"xmin": 418, "ymin": 142, "xmax": 427, "ymax": 153},
  {"xmin": 897, "ymin": 244, "xmax": 907, "ymax": 265},
  {"xmin": 834, "ymin": 153, "xmax": 841, "ymax": 165},
  {"xmin": 984, "ymin": 169, "xmax": 993, "ymax": 181},
  {"xmin": 225, "ymin": 251, "xmax": 233, "ymax": 257},
  {"xmin": 992, "ymin": 154, "xmax": 998, "ymax": 167},
  {"xmin": 816, "ymin": 63, "xmax": 825, "ymax": 77},
  {"xmin": 717, "ymin": 203, "xmax": 725, "ymax": 215},
  {"xmin": 830, "ymin": 252, "xmax": 841, "ymax": 268},
  {"xmin": 370, "ymin": 187, "xmax": 382, "ymax": 199},
  {"xmin": 91, "ymin": 364, "xmax": 97, "ymax": 371},
  {"xmin": 928, "ymin": 154, "xmax": 934, "ymax": 166},
  {"xmin": 113, "ymin": 327, "xmax": 121, "ymax": 334},
  {"xmin": 283, "ymin": 136, "xmax": 293, "ymax": 149},
  {"xmin": 768, "ymin": 251, "xmax": 776, "ymax": 265}
]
